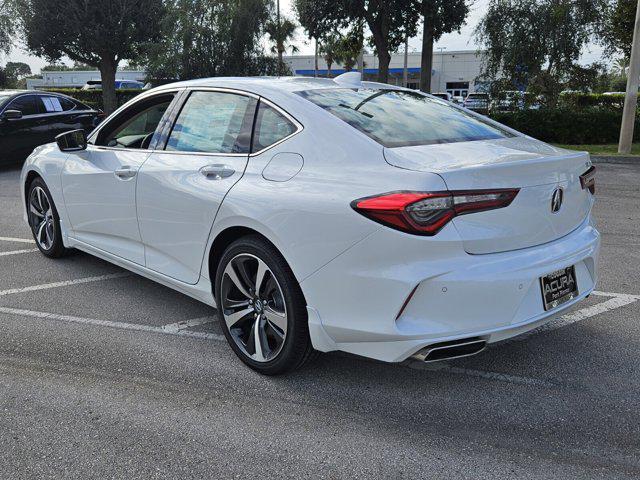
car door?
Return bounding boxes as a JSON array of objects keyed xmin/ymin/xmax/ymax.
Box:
[
  {"xmin": 136, "ymin": 89, "xmax": 257, "ymax": 284},
  {"xmin": 0, "ymin": 94, "xmax": 49, "ymax": 160},
  {"xmin": 61, "ymin": 91, "xmax": 181, "ymax": 265}
]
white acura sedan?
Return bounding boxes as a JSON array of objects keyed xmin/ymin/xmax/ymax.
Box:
[{"xmin": 20, "ymin": 73, "xmax": 599, "ymax": 374}]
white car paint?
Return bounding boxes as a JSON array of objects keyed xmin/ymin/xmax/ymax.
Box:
[{"xmin": 21, "ymin": 75, "xmax": 600, "ymax": 363}]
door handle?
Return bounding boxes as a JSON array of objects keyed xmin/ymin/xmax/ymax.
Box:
[
  {"xmin": 200, "ymin": 164, "xmax": 235, "ymax": 180},
  {"xmin": 114, "ymin": 166, "xmax": 137, "ymax": 179}
]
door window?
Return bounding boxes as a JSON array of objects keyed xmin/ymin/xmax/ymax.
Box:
[
  {"xmin": 94, "ymin": 94, "xmax": 175, "ymax": 149},
  {"xmin": 40, "ymin": 96, "xmax": 65, "ymax": 113},
  {"xmin": 166, "ymin": 91, "xmax": 255, "ymax": 154},
  {"xmin": 6, "ymin": 95, "xmax": 39, "ymax": 116},
  {"xmin": 251, "ymin": 102, "xmax": 297, "ymax": 152}
]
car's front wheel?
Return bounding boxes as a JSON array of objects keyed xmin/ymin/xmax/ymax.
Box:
[
  {"xmin": 215, "ymin": 236, "xmax": 317, "ymax": 375},
  {"xmin": 27, "ymin": 177, "xmax": 70, "ymax": 258}
]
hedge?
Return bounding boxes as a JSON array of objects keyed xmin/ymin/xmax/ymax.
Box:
[
  {"xmin": 557, "ymin": 92, "xmax": 627, "ymax": 110},
  {"xmin": 490, "ymin": 109, "xmax": 639, "ymax": 144},
  {"xmin": 40, "ymin": 88, "xmax": 143, "ymax": 111}
]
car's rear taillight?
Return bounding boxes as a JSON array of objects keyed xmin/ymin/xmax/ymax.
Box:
[
  {"xmin": 352, "ymin": 189, "xmax": 519, "ymax": 235},
  {"xmin": 580, "ymin": 166, "xmax": 596, "ymax": 194}
]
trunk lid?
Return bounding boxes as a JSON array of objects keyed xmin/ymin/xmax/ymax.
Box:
[{"xmin": 384, "ymin": 137, "xmax": 594, "ymax": 254}]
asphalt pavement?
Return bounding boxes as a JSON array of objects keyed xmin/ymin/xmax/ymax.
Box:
[{"xmin": 0, "ymin": 162, "xmax": 639, "ymax": 479}]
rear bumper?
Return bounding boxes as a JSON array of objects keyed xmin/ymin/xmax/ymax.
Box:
[{"xmin": 302, "ymin": 216, "xmax": 600, "ymax": 362}]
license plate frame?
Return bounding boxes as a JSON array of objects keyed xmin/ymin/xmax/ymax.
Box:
[{"xmin": 540, "ymin": 266, "xmax": 578, "ymax": 311}]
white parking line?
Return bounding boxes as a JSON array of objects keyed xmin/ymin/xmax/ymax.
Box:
[
  {"xmin": 0, "ymin": 306, "xmax": 225, "ymax": 341},
  {"xmin": 500, "ymin": 291, "xmax": 639, "ymax": 344},
  {"xmin": 406, "ymin": 361, "xmax": 556, "ymax": 388},
  {"xmin": 162, "ymin": 315, "xmax": 217, "ymax": 333},
  {"xmin": 0, "ymin": 272, "xmax": 130, "ymax": 297},
  {"xmin": 0, "ymin": 236, "xmax": 35, "ymax": 244},
  {"xmin": 0, "ymin": 248, "xmax": 39, "ymax": 257}
]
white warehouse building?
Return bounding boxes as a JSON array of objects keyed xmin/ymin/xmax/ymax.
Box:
[
  {"xmin": 284, "ymin": 50, "xmax": 486, "ymax": 97},
  {"xmin": 26, "ymin": 70, "xmax": 147, "ymax": 90},
  {"xmin": 25, "ymin": 50, "xmax": 485, "ymax": 98}
]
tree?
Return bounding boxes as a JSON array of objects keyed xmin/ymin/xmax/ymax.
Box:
[
  {"xmin": 419, "ymin": 0, "xmax": 469, "ymax": 93},
  {"xmin": 0, "ymin": 0, "xmax": 16, "ymax": 54},
  {"xmin": 265, "ymin": 15, "xmax": 299, "ymax": 74},
  {"xmin": 13, "ymin": 0, "xmax": 164, "ymax": 113},
  {"xmin": 295, "ymin": 0, "xmax": 421, "ymax": 83},
  {"xmin": 144, "ymin": 0, "xmax": 273, "ymax": 82},
  {"xmin": 475, "ymin": 0, "xmax": 603, "ymax": 103},
  {"xmin": 319, "ymin": 33, "xmax": 341, "ymax": 76},
  {"xmin": 334, "ymin": 24, "xmax": 365, "ymax": 72},
  {"xmin": 601, "ymin": 0, "xmax": 637, "ymax": 61},
  {"xmin": 3, "ymin": 61, "xmax": 30, "ymax": 87}
]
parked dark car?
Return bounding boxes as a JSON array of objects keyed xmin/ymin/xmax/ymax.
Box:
[{"xmin": 0, "ymin": 90, "xmax": 100, "ymax": 165}]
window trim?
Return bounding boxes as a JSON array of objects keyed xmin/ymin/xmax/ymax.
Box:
[
  {"xmin": 86, "ymin": 86, "xmax": 304, "ymax": 157},
  {"xmin": 87, "ymin": 89, "xmax": 183, "ymax": 152},
  {"xmin": 249, "ymin": 97, "xmax": 302, "ymax": 156},
  {"xmin": 151, "ymin": 87, "xmax": 303, "ymax": 158}
]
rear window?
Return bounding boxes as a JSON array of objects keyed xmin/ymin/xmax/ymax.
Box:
[{"xmin": 297, "ymin": 88, "xmax": 511, "ymax": 148}]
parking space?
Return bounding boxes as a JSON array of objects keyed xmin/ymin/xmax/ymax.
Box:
[{"xmin": 1, "ymin": 162, "xmax": 639, "ymax": 478}]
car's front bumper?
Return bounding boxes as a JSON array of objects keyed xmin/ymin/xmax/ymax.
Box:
[{"xmin": 302, "ymin": 216, "xmax": 600, "ymax": 362}]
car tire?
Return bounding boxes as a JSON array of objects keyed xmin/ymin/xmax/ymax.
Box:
[
  {"xmin": 215, "ymin": 235, "xmax": 318, "ymax": 375},
  {"xmin": 27, "ymin": 177, "xmax": 71, "ymax": 258}
]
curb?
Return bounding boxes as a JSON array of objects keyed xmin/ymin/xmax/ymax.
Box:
[{"xmin": 591, "ymin": 155, "xmax": 639, "ymax": 165}]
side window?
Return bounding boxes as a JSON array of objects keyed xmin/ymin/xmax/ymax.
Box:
[
  {"xmin": 40, "ymin": 96, "xmax": 65, "ymax": 113},
  {"xmin": 59, "ymin": 97, "xmax": 77, "ymax": 111},
  {"xmin": 166, "ymin": 91, "xmax": 255, "ymax": 154},
  {"xmin": 7, "ymin": 95, "xmax": 39, "ymax": 116},
  {"xmin": 95, "ymin": 94, "xmax": 175, "ymax": 149},
  {"xmin": 251, "ymin": 102, "xmax": 297, "ymax": 152}
]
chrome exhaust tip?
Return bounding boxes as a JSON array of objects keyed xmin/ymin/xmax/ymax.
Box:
[{"xmin": 411, "ymin": 338, "xmax": 487, "ymax": 363}]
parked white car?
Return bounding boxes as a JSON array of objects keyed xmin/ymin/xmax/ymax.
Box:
[{"xmin": 21, "ymin": 73, "xmax": 599, "ymax": 374}]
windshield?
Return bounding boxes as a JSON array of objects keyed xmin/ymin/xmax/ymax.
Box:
[{"xmin": 297, "ymin": 88, "xmax": 511, "ymax": 148}]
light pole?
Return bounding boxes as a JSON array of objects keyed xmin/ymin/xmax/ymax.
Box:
[
  {"xmin": 437, "ymin": 46, "xmax": 446, "ymax": 93},
  {"xmin": 403, "ymin": 34, "xmax": 409, "ymax": 87},
  {"xmin": 618, "ymin": 0, "xmax": 640, "ymax": 154}
]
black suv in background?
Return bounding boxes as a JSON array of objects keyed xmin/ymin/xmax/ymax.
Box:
[{"xmin": 0, "ymin": 90, "xmax": 100, "ymax": 166}]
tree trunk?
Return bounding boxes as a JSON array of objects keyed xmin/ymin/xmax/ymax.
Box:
[
  {"xmin": 327, "ymin": 60, "xmax": 332, "ymax": 77},
  {"xmin": 99, "ymin": 58, "xmax": 118, "ymax": 114},
  {"xmin": 420, "ymin": 21, "xmax": 434, "ymax": 93},
  {"xmin": 377, "ymin": 49, "xmax": 390, "ymax": 83}
]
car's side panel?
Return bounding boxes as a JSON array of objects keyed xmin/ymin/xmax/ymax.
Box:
[
  {"xmin": 137, "ymin": 150, "xmax": 250, "ymax": 284},
  {"xmin": 61, "ymin": 146, "xmax": 150, "ymax": 265},
  {"xmin": 202, "ymin": 114, "xmax": 450, "ymax": 286}
]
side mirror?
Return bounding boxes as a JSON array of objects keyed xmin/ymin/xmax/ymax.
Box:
[
  {"xmin": 56, "ymin": 129, "xmax": 87, "ymax": 152},
  {"xmin": 2, "ymin": 109, "xmax": 23, "ymax": 121}
]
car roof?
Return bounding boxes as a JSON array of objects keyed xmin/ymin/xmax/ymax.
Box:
[{"xmin": 151, "ymin": 76, "xmax": 399, "ymax": 97}]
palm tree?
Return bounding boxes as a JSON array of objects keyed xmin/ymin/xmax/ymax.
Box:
[
  {"xmin": 265, "ymin": 14, "xmax": 299, "ymax": 75},
  {"xmin": 319, "ymin": 33, "xmax": 341, "ymax": 77}
]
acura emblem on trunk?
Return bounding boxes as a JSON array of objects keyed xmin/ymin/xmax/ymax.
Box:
[{"xmin": 551, "ymin": 187, "xmax": 563, "ymax": 213}]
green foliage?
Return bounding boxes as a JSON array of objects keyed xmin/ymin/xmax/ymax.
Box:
[
  {"xmin": 144, "ymin": 0, "xmax": 272, "ymax": 81},
  {"xmin": 0, "ymin": 61, "xmax": 30, "ymax": 88},
  {"xmin": 475, "ymin": 0, "xmax": 603, "ymax": 100},
  {"xmin": 265, "ymin": 16, "xmax": 299, "ymax": 57},
  {"xmin": 0, "ymin": 0, "xmax": 16, "ymax": 54},
  {"xmin": 601, "ymin": 0, "xmax": 636, "ymax": 60},
  {"xmin": 41, "ymin": 88, "xmax": 143, "ymax": 111},
  {"xmin": 13, "ymin": 0, "xmax": 164, "ymax": 112},
  {"xmin": 558, "ymin": 92, "xmax": 627, "ymax": 110},
  {"xmin": 491, "ymin": 109, "xmax": 640, "ymax": 144},
  {"xmin": 294, "ymin": 0, "xmax": 421, "ymax": 82}
]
